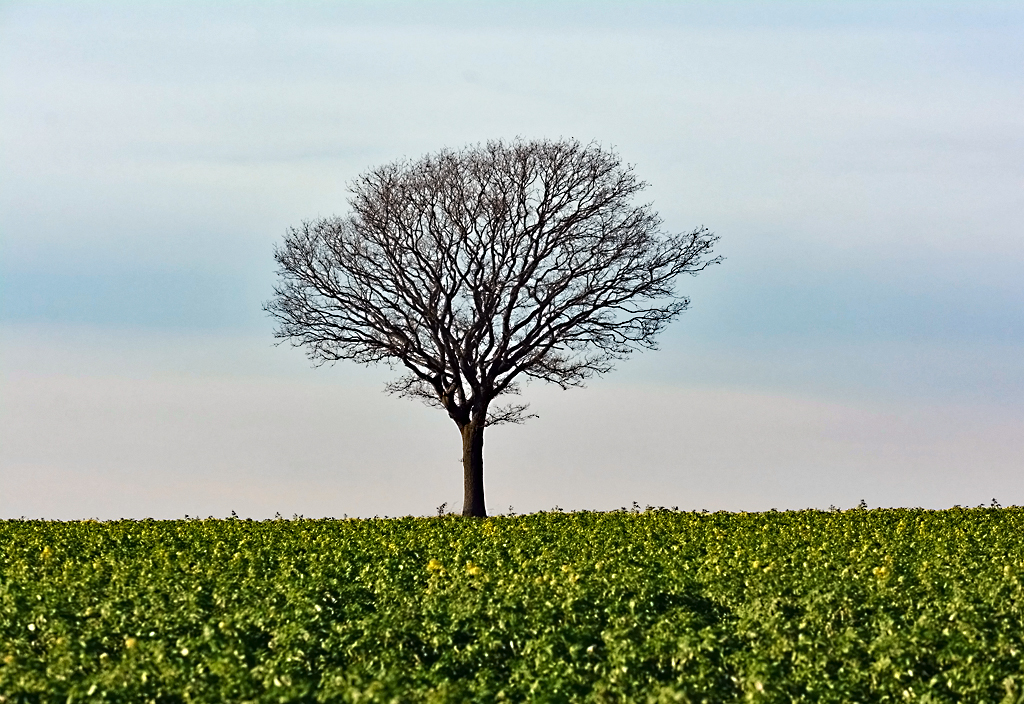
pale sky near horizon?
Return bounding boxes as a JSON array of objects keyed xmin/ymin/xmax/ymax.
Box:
[{"xmin": 1, "ymin": 1, "xmax": 1022, "ymax": 518}]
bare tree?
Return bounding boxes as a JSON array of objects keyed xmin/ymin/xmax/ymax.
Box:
[{"xmin": 266, "ymin": 139, "xmax": 720, "ymax": 517}]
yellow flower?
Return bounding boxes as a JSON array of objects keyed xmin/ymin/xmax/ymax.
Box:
[
  {"xmin": 124, "ymin": 637, "xmax": 137, "ymax": 649},
  {"xmin": 426, "ymin": 559, "xmax": 443, "ymax": 572},
  {"xmin": 466, "ymin": 562, "xmax": 482, "ymax": 576}
]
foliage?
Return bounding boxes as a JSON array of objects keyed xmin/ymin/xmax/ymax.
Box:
[{"xmin": 2, "ymin": 507, "xmax": 1023, "ymax": 702}]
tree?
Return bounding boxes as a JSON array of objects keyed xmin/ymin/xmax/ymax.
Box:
[{"xmin": 266, "ymin": 139, "xmax": 720, "ymax": 517}]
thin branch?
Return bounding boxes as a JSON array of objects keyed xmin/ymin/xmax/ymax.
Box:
[{"xmin": 265, "ymin": 138, "xmax": 721, "ymax": 427}]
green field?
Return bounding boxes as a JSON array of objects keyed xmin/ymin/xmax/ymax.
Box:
[{"xmin": 2, "ymin": 507, "xmax": 1023, "ymax": 702}]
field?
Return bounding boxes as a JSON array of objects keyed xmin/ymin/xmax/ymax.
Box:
[{"xmin": 2, "ymin": 507, "xmax": 1023, "ymax": 703}]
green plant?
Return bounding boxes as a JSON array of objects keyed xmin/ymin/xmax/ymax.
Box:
[{"xmin": 1, "ymin": 508, "xmax": 1022, "ymax": 702}]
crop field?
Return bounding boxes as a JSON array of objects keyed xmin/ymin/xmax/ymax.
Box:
[{"xmin": 2, "ymin": 507, "xmax": 1023, "ymax": 703}]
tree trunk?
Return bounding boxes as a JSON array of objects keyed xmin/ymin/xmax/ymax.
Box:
[{"xmin": 461, "ymin": 417, "xmax": 487, "ymax": 517}]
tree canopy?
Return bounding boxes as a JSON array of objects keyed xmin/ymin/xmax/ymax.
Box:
[{"xmin": 267, "ymin": 138, "xmax": 720, "ymax": 516}]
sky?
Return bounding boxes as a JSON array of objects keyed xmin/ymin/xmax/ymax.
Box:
[{"xmin": 1, "ymin": 1, "xmax": 1022, "ymax": 518}]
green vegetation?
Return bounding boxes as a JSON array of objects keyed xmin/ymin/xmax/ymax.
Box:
[{"xmin": 2, "ymin": 507, "xmax": 1023, "ymax": 702}]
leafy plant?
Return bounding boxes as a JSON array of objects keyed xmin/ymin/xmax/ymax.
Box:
[{"xmin": 1, "ymin": 508, "xmax": 1022, "ymax": 702}]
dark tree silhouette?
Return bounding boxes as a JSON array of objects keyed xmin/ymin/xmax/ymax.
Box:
[{"xmin": 266, "ymin": 139, "xmax": 720, "ymax": 517}]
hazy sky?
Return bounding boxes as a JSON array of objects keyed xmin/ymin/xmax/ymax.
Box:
[{"xmin": 2, "ymin": 1, "xmax": 1022, "ymax": 518}]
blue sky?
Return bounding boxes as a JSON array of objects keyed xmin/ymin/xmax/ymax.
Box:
[{"xmin": 1, "ymin": 1, "xmax": 1022, "ymax": 518}]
